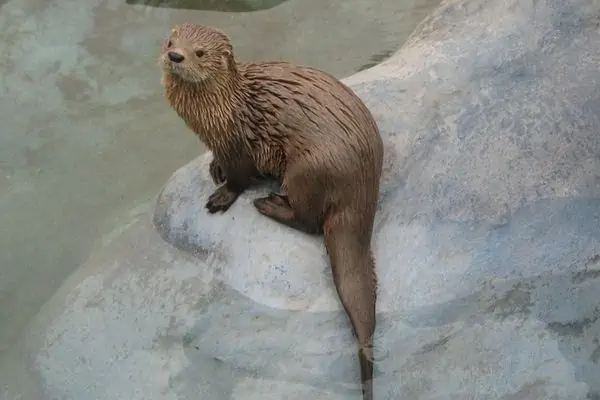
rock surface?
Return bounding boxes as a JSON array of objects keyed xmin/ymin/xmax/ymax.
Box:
[{"xmin": 3, "ymin": 0, "xmax": 600, "ymax": 398}]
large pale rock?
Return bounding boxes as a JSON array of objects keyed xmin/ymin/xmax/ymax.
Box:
[{"xmin": 3, "ymin": 0, "xmax": 600, "ymax": 398}]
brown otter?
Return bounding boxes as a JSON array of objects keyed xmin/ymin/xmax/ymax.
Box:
[{"xmin": 159, "ymin": 23, "xmax": 383, "ymax": 400}]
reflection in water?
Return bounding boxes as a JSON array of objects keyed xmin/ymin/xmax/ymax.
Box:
[{"xmin": 125, "ymin": 0, "xmax": 289, "ymax": 12}]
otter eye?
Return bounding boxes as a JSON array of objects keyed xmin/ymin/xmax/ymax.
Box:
[
  {"xmin": 166, "ymin": 40, "xmax": 172, "ymax": 47},
  {"xmin": 195, "ymin": 49, "xmax": 205, "ymax": 58}
]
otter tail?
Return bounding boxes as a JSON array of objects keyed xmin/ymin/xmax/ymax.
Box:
[{"xmin": 323, "ymin": 211, "xmax": 377, "ymax": 400}]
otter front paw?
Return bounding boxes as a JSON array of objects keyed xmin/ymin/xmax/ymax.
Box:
[
  {"xmin": 209, "ymin": 159, "xmax": 226, "ymax": 185},
  {"xmin": 206, "ymin": 185, "xmax": 240, "ymax": 214}
]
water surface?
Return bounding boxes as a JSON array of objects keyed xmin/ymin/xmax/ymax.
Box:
[
  {"xmin": 125, "ymin": 0, "xmax": 288, "ymax": 12},
  {"xmin": 0, "ymin": 0, "xmax": 441, "ymax": 357}
]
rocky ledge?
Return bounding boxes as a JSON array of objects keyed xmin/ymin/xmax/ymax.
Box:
[{"xmin": 3, "ymin": 0, "xmax": 600, "ymax": 398}]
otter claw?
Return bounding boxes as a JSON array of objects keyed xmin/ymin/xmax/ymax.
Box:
[
  {"xmin": 206, "ymin": 185, "xmax": 239, "ymax": 213},
  {"xmin": 209, "ymin": 159, "xmax": 226, "ymax": 185}
]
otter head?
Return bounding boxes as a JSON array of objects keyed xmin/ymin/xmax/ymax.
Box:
[{"xmin": 159, "ymin": 23, "xmax": 235, "ymax": 84}]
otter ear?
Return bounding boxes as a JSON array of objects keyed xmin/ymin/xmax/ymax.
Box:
[{"xmin": 221, "ymin": 49, "xmax": 233, "ymax": 68}]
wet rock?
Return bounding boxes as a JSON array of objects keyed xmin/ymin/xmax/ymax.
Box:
[{"xmin": 3, "ymin": 0, "xmax": 600, "ymax": 398}]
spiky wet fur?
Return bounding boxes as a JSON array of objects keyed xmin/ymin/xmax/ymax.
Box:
[{"xmin": 159, "ymin": 23, "xmax": 384, "ymax": 400}]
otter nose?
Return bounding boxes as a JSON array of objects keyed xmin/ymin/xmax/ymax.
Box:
[{"xmin": 168, "ymin": 51, "xmax": 184, "ymax": 63}]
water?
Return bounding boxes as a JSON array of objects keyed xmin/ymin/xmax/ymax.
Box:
[
  {"xmin": 0, "ymin": 0, "xmax": 440, "ymax": 360},
  {"xmin": 125, "ymin": 0, "xmax": 288, "ymax": 12}
]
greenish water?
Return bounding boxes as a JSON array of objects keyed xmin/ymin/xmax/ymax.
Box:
[
  {"xmin": 0, "ymin": 0, "xmax": 440, "ymax": 359},
  {"xmin": 125, "ymin": 0, "xmax": 288, "ymax": 12}
]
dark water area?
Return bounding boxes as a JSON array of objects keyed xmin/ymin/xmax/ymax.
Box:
[
  {"xmin": 357, "ymin": 48, "xmax": 396, "ymax": 72},
  {"xmin": 125, "ymin": 0, "xmax": 289, "ymax": 12}
]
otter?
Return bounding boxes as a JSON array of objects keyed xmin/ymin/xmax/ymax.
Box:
[{"xmin": 159, "ymin": 23, "xmax": 383, "ymax": 400}]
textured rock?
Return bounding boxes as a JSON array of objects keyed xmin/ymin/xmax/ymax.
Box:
[{"xmin": 3, "ymin": 0, "xmax": 600, "ymax": 398}]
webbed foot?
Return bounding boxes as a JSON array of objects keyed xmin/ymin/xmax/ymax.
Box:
[{"xmin": 206, "ymin": 185, "xmax": 240, "ymax": 213}]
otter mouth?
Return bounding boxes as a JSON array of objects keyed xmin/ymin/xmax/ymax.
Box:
[
  {"xmin": 158, "ymin": 54, "xmax": 205, "ymax": 84},
  {"xmin": 159, "ymin": 56, "xmax": 185, "ymax": 79},
  {"xmin": 158, "ymin": 54, "xmax": 178, "ymax": 72}
]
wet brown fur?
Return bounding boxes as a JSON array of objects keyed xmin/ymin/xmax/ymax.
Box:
[{"xmin": 159, "ymin": 23, "xmax": 383, "ymax": 400}]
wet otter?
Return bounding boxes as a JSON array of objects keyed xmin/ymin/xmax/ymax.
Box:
[{"xmin": 159, "ymin": 23, "xmax": 383, "ymax": 400}]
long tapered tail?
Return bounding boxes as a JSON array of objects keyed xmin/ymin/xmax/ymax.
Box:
[{"xmin": 324, "ymin": 213, "xmax": 377, "ymax": 400}]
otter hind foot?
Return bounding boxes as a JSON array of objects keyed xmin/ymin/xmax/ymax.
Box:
[
  {"xmin": 209, "ymin": 159, "xmax": 226, "ymax": 185},
  {"xmin": 254, "ymin": 193, "xmax": 293, "ymax": 218},
  {"xmin": 206, "ymin": 185, "xmax": 240, "ymax": 213},
  {"xmin": 253, "ymin": 193, "xmax": 321, "ymax": 234}
]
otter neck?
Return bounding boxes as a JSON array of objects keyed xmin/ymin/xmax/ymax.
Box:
[{"xmin": 165, "ymin": 71, "xmax": 246, "ymax": 152}]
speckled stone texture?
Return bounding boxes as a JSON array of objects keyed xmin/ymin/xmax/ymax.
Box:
[{"xmin": 3, "ymin": 0, "xmax": 600, "ymax": 398}]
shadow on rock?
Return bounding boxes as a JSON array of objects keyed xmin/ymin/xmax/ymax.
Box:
[{"xmin": 395, "ymin": 258, "xmax": 600, "ymax": 398}]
